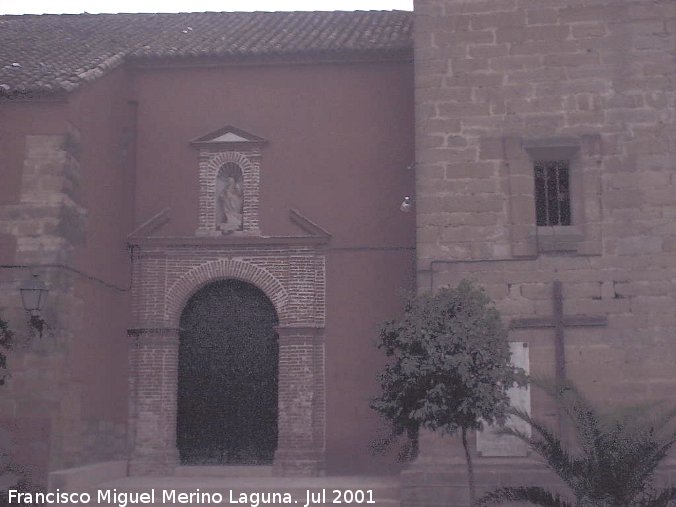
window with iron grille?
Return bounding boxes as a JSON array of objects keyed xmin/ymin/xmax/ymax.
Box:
[{"xmin": 534, "ymin": 160, "xmax": 571, "ymax": 226}]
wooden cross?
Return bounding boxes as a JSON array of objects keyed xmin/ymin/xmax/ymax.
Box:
[
  {"xmin": 510, "ymin": 280, "xmax": 607, "ymax": 383},
  {"xmin": 510, "ymin": 280, "xmax": 608, "ymax": 436}
]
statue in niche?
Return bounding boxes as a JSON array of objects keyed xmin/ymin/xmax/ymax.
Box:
[{"xmin": 216, "ymin": 163, "xmax": 244, "ymax": 232}]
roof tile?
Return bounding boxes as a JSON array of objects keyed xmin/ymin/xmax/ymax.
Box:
[{"xmin": 0, "ymin": 10, "xmax": 413, "ymax": 98}]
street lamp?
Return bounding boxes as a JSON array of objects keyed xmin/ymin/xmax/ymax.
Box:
[
  {"xmin": 400, "ymin": 196, "xmax": 414, "ymax": 213},
  {"xmin": 19, "ymin": 274, "xmax": 48, "ymax": 337}
]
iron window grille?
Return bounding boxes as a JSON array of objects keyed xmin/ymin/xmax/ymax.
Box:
[{"xmin": 534, "ymin": 160, "xmax": 571, "ymax": 226}]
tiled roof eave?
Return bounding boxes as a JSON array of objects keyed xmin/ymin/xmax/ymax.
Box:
[
  {"xmin": 0, "ymin": 50, "xmax": 130, "ymax": 100},
  {"xmin": 68, "ymin": 51, "xmax": 128, "ymax": 88},
  {"xmin": 0, "ymin": 11, "xmax": 414, "ymax": 98},
  {"xmin": 126, "ymin": 47, "xmax": 414, "ymax": 68},
  {"xmin": 0, "ymin": 47, "xmax": 413, "ymax": 100},
  {"xmin": 0, "ymin": 87, "xmax": 69, "ymax": 102}
]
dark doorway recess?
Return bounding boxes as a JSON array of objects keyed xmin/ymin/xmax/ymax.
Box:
[{"xmin": 177, "ymin": 279, "xmax": 279, "ymax": 465}]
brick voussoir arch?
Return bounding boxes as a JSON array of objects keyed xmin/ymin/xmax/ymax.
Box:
[
  {"xmin": 206, "ymin": 151, "xmax": 253, "ymax": 173},
  {"xmin": 165, "ymin": 259, "xmax": 289, "ymax": 326}
]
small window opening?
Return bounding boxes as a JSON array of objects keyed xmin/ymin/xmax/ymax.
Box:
[{"xmin": 534, "ymin": 160, "xmax": 571, "ymax": 226}]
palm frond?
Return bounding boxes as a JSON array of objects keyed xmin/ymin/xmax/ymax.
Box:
[
  {"xmin": 477, "ymin": 486, "xmax": 573, "ymax": 507},
  {"xmin": 501, "ymin": 408, "xmax": 581, "ymax": 488},
  {"xmin": 639, "ymin": 487, "xmax": 676, "ymax": 507},
  {"xmin": 645, "ymin": 403, "xmax": 676, "ymax": 437},
  {"xmin": 554, "ymin": 384, "xmax": 607, "ymax": 466},
  {"xmin": 485, "ymin": 381, "xmax": 676, "ymax": 507}
]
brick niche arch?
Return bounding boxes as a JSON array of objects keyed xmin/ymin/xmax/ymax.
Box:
[
  {"xmin": 197, "ymin": 150, "xmax": 261, "ymax": 235},
  {"xmin": 165, "ymin": 258, "xmax": 290, "ymax": 327},
  {"xmin": 206, "ymin": 151, "xmax": 253, "ymax": 172}
]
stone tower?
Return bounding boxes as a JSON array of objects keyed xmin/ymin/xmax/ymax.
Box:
[{"xmin": 407, "ymin": 0, "xmax": 676, "ymax": 504}]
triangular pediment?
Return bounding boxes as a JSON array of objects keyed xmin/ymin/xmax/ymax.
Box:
[
  {"xmin": 190, "ymin": 125, "xmax": 267, "ymax": 149},
  {"xmin": 212, "ymin": 132, "xmax": 249, "ymax": 142}
]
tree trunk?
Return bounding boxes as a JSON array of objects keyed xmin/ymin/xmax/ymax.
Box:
[{"xmin": 461, "ymin": 427, "xmax": 476, "ymax": 507}]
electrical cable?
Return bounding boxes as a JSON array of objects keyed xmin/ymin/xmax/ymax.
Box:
[{"xmin": 0, "ymin": 262, "xmax": 131, "ymax": 292}]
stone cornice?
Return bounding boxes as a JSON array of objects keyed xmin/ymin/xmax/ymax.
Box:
[{"xmin": 128, "ymin": 234, "xmax": 329, "ymax": 248}]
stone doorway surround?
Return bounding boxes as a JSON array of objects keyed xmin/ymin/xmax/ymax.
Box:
[{"xmin": 126, "ymin": 209, "xmax": 329, "ymax": 476}]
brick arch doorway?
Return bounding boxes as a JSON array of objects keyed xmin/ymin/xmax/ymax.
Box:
[{"xmin": 177, "ymin": 278, "xmax": 279, "ymax": 465}]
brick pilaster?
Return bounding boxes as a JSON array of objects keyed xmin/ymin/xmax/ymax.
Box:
[
  {"xmin": 127, "ymin": 328, "xmax": 180, "ymax": 475},
  {"xmin": 273, "ymin": 326, "xmax": 325, "ymax": 476}
]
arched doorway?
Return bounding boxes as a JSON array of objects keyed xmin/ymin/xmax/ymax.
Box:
[{"xmin": 177, "ymin": 279, "xmax": 279, "ymax": 465}]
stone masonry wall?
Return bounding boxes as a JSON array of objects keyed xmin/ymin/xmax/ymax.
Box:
[
  {"xmin": 416, "ymin": 0, "xmax": 676, "ymax": 268},
  {"xmin": 0, "ymin": 132, "xmax": 125, "ymax": 483},
  {"xmin": 410, "ymin": 0, "xmax": 676, "ymax": 505}
]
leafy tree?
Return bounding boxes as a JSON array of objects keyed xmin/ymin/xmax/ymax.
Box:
[
  {"xmin": 371, "ymin": 279, "xmax": 526, "ymax": 505},
  {"xmin": 0, "ymin": 317, "xmax": 12, "ymax": 386},
  {"xmin": 0, "ymin": 316, "xmax": 40, "ymax": 506},
  {"xmin": 478, "ymin": 383, "xmax": 676, "ymax": 507},
  {"xmin": 1, "ymin": 316, "xmax": 17, "ymax": 505}
]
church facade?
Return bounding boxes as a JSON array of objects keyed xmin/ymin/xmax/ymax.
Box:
[
  {"xmin": 0, "ymin": 11, "xmax": 414, "ymax": 483},
  {"xmin": 1, "ymin": 1, "xmax": 675, "ymax": 505}
]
